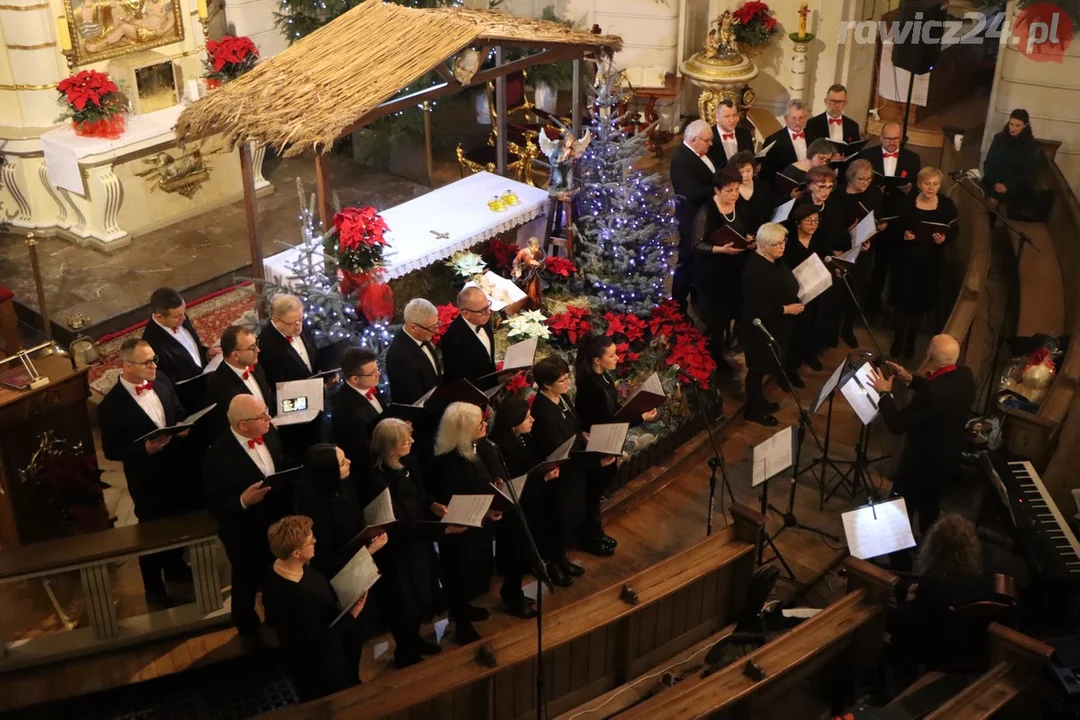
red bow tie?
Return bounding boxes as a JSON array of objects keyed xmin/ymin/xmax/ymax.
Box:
[
  {"xmin": 883, "ymin": 151, "xmax": 899, "ymax": 159},
  {"xmin": 247, "ymin": 436, "xmax": 264, "ymax": 449},
  {"xmin": 134, "ymin": 382, "xmax": 152, "ymax": 396},
  {"xmin": 365, "ymin": 388, "xmax": 377, "ymax": 400},
  {"xmin": 791, "ymin": 131, "xmax": 805, "ymax": 140},
  {"xmin": 242, "ymin": 365, "xmax": 255, "ymax": 381},
  {"xmin": 829, "ymin": 117, "xmax": 843, "ymax": 126},
  {"xmin": 696, "ymin": 151, "xmax": 707, "ymax": 158},
  {"xmin": 285, "ymin": 335, "xmax": 294, "ymax": 343},
  {"xmin": 722, "ymin": 132, "xmax": 734, "ymax": 141}
]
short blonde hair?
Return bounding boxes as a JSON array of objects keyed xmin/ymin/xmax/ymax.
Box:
[
  {"xmin": 845, "ymin": 158, "xmax": 873, "ymax": 186},
  {"xmin": 756, "ymin": 222, "xmax": 788, "ymax": 253},
  {"xmin": 434, "ymin": 402, "xmax": 483, "ymax": 459},
  {"xmin": 371, "ymin": 418, "xmax": 412, "ymax": 469},
  {"xmin": 917, "ymin": 166, "xmax": 944, "ymax": 186},
  {"xmin": 267, "ymin": 515, "xmax": 313, "ymax": 560},
  {"xmin": 270, "ymin": 293, "xmax": 303, "ymax": 317}
]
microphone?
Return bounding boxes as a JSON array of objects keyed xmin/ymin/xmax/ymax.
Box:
[
  {"xmin": 752, "ymin": 318, "xmax": 777, "ymax": 346},
  {"xmin": 673, "ymin": 366, "xmax": 698, "ymax": 383}
]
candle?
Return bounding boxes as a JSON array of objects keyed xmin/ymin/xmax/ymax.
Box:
[
  {"xmin": 797, "ymin": 3, "xmax": 809, "ymax": 40},
  {"xmin": 197, "ymin": 0, "xmax": 208, "ymax": 20},
  {"xmin": 56, "ymin": 16, "xmax": 72, "ymax": 52}
]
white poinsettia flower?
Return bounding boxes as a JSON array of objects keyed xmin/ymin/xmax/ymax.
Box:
[
  {"xmin": 506, "ymin": 310, "xmax": 551, "ymax": 340},
  {"xmin": 444, "ymin": 251, "xmax": 487, "ymax": 278}
]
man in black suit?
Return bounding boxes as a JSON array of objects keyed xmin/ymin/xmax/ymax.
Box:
[
  {"xmin": 669, "ymin": 119, "xmax": 718, "ymax": 312},
  {"xmin": 761, "ymin": 99, "xmax": 815, "ymax": 180},
  {"xmin": 385, "ymin": 298, "xmax": 442, "ymax": 405},
  {"xmin": 331, "ymin": 347, "xmax": 384, "ymax": 471},
  {"xmin": 206, "ymin": 325, "xmax": 275, "ymax": 432},
  {"xmin": 203, "ymin": 394, "xmax": 291, "ymax": 639},
  {"xmin": 707, "ymin": 99, "xmax": 755, "ymax": 170},
  {"xmin": 869, "ymin": 334, "xmax": 975, "ymax": 534},
  {"xmin": 805, "ymin": 84, "xmax": 862, "ymax": 150},
  {"xmin": 99, "ymin": 338, "xmax": 198, "ymax": 609},
  {"xmin": 859, "ymin": 122, "xmax": 922, "ymax": 314},
  {"xmin": 441, "ymin": 287, "xmax": 497, "ymax": 388},
  {"xmin": 142, "ymin": 287, "xmax": 221, "ymax": 411}
]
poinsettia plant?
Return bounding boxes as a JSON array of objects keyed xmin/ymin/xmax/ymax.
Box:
[
  {"xmin": 733, "ymin": 1, "xmax": 780, "ymax": 48},
  {"xmin": 547, "ymin": 304, "xmax": 593, "ymax": 345},
  {"xmin": 204, "ymin": 35, "xmax": 260, "ymax": 84},
  {"xmin": 57, "ymin": 70, "xmax": 124, "ymax": 125},
  {"xmin": 431, "ymin": 303, "xmax": 460, "ymax": 346},
  {"xmin": 327, "ymin": 205, "xmax": 392, "ymax": 322},
  {"xmin": 478, "ymin": 237, "xmax": 518, "ymax": 275}
]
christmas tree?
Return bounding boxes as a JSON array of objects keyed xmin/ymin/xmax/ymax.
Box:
[
  {"xmin": 574, "ymin": 62, "xmax": 679, "ymax": 317},
  {"xmin": 274, "ymin": 0, "xmax": 462, "ymax": 45}
]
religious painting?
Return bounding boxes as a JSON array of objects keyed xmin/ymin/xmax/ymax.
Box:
[{"xmin": 64, "ymin": 0, "xmax": 184, "ymax": 66}]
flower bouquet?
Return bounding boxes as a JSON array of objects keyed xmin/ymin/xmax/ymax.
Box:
[
  {"xmin": 506, "ymin": 310, "xmax": 551, "ymax": 341},
  {"xmin": 204, "ymin": 35, "xmax": 260, "ymax": 88},
  {"xmin": 445, "ymin": 250, "xmax": 487, "ymax": 279},
  {"xmin": 57, "ymin": 70, "xmax": 126, "ymax": 139},
  {"xmin": 542, "ymin": 255, "xmax": 578, "ymax": 291},
  {"xmin": 546, "ymin": 304, "xmax": 593, "ymax": 345},
  {"xmin": 733, "ymin": 1, "xmax": 780, "ymax": 48},
  {"xmin": 327, "ymin": 205, "xmax": 392, "ymax": 323},
  {"xmin": 478, "ymin": 237, "xmax": 518, "ymax": 275}
]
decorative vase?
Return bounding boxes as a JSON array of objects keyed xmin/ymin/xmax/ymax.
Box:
[{"xmin": 72, "ymin": 114, "xmax": 126, "ymax": 139}]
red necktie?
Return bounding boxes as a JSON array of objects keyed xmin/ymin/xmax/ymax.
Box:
[
  {"xmin": 365, "ymin": 388, "xmax": 377, "ymax": 400},
  {"xmin": 134, "ymin": 382, "xmax": 152, "ymax": 396},
  {"xmin": 242, "ymin": 365, "xmax": 255, "ymax": 381},
  {"xmin": 722, "ymin": 133, "xmax": 734, "ymax": 141},
  {"xmin": 829, "ymin": 118, "xmax": 843, "ymax": 126},
  {"xmin": 792, "ymin": 132, "xmax": 805, "ymax": 140},
  {"xmin": 883, "ymin": 152, "xmax": 898, "ymax": 159},
  {"xmin": 247, "ymin": 436, "xmax": 264, "ymax": 449}
]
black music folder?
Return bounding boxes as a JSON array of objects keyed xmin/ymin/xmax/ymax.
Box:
[
  {"xmin": 613, "ymin": 373, "xmax": 666, "ymax": 422},
  {"xmin": 708, "ymin": 224, "xmax": 750, "ymax": 250},
  {"xmin": 873, "ymin": 171, "xmax": 912, "ymax": 190},
  {"xmin": 915, "ymin": 219, "xmax": 957, "ymax": 244},
  {"xmin": 772, "ymin": 172, "xmax": 805, "ymax": 198}
]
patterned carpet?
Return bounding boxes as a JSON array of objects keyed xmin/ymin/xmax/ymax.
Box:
[{"xmin": 88, "ymin": 285, "xmax": 259, "ymax": 397}]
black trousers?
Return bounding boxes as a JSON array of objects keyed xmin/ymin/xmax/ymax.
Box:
[
  {"xmin": 891, "ymin": 312, "xmax": 923, "ymax": 357},
  {"xmin": 138, "ymin": 548, "xmax": 190, "ymax": 599},
  {"xmin": 745, "ymin": 369, "xmax": 767, "ymax": 415},
  {"xmin": 226, "ymin": 547, "xmax": 268, "ymax": 637}
]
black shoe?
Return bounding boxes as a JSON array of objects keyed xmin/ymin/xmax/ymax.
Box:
[
  {"xmin": 828, "ymin": 337, "xmax": 840, "ymax": 349},
  {"xmin": 743, "ymin": 411, "xmax": 778, "ymax": 427},
  {"xmin": 776, "ymin": 378, "xmax": 792, "ymax": 393},
  {"xmin": 454, "ymin": 622, "xmax": 481, "ymax": 645},
  {"xmin": 146, "ymin": 592, "xmax": 180, "ymax": 612},
  {"xmin": 789, "ymin": 372, "xmax": 805, "ymax": 389},
  {"xmin": 417, "ymin": 639, "xmax": 442, "ymax": 655},
  {"xmin": 600, "ymin": 532, "xmax": 618, "ymax": 549},
  {"xmin": 804, "ymin": 356, "xmax": 823, "ymax": 371},
  {"xmin": 765, "ymin": 401, "xmax": 781, "ymax": 413},
  {"xmin": 561, "ymin": 558, "xmax": 586, "ymax": 576},
  {"xmin": 504, "ymin": 598, "xmax": 538, "ymax": 619},
  {"xmin": 395, "ymin": 651, "xmax": 424, "ymax": 668},
  {"xmin": 841, "ymin": 330, "xmax": 859, "ymax": 348},
  {"xmin": 548, "ymin": 562, "xmax": 573, "ymax": 587},
  {"xmin": 580, "ymin": 536, "xmax": 615, "ymax": 557},
  {"xmin": 466, "ymin": 605, "xmax": 490, "ymax": 622}
]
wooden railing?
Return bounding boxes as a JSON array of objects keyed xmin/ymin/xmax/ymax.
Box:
[
  {"xmin": 264, "ymin": 505, "xmax": 764, "ymax": 720},
  {"xmin": 0, "ymin": 512, "xmax": 228, "ymax": 671}
]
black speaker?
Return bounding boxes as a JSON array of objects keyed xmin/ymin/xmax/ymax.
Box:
[{"xmin": 891, "ymin": 0, "xmax": 948, "ymax": 75}]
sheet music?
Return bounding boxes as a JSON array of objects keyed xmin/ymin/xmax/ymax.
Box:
[
  {"xmin": 330, "ymin": 547, "xmax": 381, "ymax": 626},
  {"xmin": 841, "ymin": 497, "xmax": 917, "ymax": 559},
  {"xmin": 850, "ymin": 210, "xmax": 878, "ymax": 250},
  {"xmin": 756, "ymin": 140, "xmax": 776, "ymax": 158},
  {"xmin": 840, "ymin": 246, "xmax": 861, "ymax": 265},
  {"xmin": 751, "ymin": 425, "xmax": 794, "ymax": 487},
  {"xmin": 617, "ymin": 372, "xmax": 666, "ymax": 417},
  {"xmin": 770, "ymin": 198, "xmax": 795, "ymax": 223},
  {"xmin": 584, "ymin": 422, "xmax": 630, "ymax": 455},
  {"xmin": 184, "ymin": 402, "xmax": 217, "ymax": 426},
  {"xmin": 546, "ymin": 435, "xmax": 576, "ymax": 463},
  {"xmin": 501, "ymin": 337, "xmax": 537, "ymax": 371},
  {"xmin": 362, "ymin": 487, "xmax": 396, "ymax": 528},
  {"xmin": 442, "ymin": 494, "xmax": 494, "ymax": 528},
  {"xmin": 135, "ymin": 402, "xmax": 218, "ymax": 442},
  {"xmin": 792, "ymin": 253, "xmax": 833, "ymax": 304},
  {"xmin": 811, "ymin": 363, "xmax": 847, "ymax": 415},
  {"xmin": 840, "ymin": 362, "xmax": 881, "ymax": 425},
  {"xmin": 177, "ymin": 353, "xmax": 223, "ymax": 384},
  {"xmin": 492, "ymin": 474, "xmax": 528, "ymax": 505},
  {"xmin": 273, "ymin": 378, "xmax": 323, "ymax": 425}
]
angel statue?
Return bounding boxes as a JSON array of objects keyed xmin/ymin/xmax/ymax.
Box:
[{"xmin": 539, "ymin": 125, "xmax": 593, "ymax": 195}]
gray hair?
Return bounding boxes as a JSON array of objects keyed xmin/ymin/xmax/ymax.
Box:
[
  {"xmin": 371, "ymin": 418, "xmax": 412, "ymax": 470},
  {"xmin": 403, "ymin": 297, "xmax": 437, "ymax": 325},
  {"xmin": 684, "ymin": 119, "xmax": 712, "ymax": 141},
  {"xmin": 785, "ymin": 99, "xmax": 808, "ymax": 116},
  {"xmin": 227, "ymin": 394, "xmax": 265, "ymax": 426},
  {"xmin": 756, "ymin": 223, "xmax": 788, "ymax": 253},
  {"xmin": 456, "ymin": 286, "xmax": 486, "ymax": 308},
  {"xmin": 433, "ymin": 402, "xmax": 482, "ymax": 459},
  {"xmin": 846, "ymin": 158, "xmax": 873, "ymax": 185},
  {"xmin": 807, "ymin": 138, "xmax": 835, "ymax": 159},
  {"xmin": 270, "ymin": 293, "xmax": 303, "ymax": 316}
]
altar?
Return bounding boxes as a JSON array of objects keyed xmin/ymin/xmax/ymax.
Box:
[{"xmin": 264, "ymin": 171, "xmax": 550, "ymax": 286}]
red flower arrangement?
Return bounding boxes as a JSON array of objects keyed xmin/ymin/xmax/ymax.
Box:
[
  {"xmin": 646, "ymin": 301, "xmax": 717, "ymax": 388},
  {"xmin": 544, "ymin": 256, "xmax": 578, "ymax": 279},
  {"xmin": 329, "ymin": 206, "xmax": 392, "ymax": 323},
  {"xmin": 732, "ymin": 1, "xmax": 780, "ymax": 47},
  {"xmin": 431, "ymin": 304, "xmax": 460, "ymax": 346},
  {"xmin": 547, "ymin": 305, "xmax": 592, "ymax": 345},
  {"xmin": 603, "ymin": 311, "xmax": 647, "ymax": 344},
  {"xmin": 57, "ymin": 70, "xmax": 125, "ymax": 138},
  {"xmin": 478, "ymin": 238, "xmax": 518, "ymax": 275},
  {"xmin": 504, "ymin": 372, "xmax": 530, "ymax": 395},
  {"xmin": 204, "ymin": 35, "xmax": 259, "ymax": 85}
]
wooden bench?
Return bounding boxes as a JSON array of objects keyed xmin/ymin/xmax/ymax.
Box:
[
  {"xmin": 609, "ymin": 558, "xmax": 897, "ymax": 719},
  {"xmin": 263, "ymin": 505, "xmax": 764, "ymax": 720}
]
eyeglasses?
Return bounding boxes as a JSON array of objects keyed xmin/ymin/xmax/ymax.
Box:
[
  {"xmin": 802, "ymin": 217, "xmax": 820, "ymax": 224},
  {"xmin": 128, "ymin": 355, "xmax": 159, "ymax": 367},
  {"xmin": 273, "ymin": 316, "xmax": 304, "ymax": 329},
  {"xmin": 410, "ymin": 321, "xmax": 439, "ymax": 333},
  {"xmin": 812, "ymin": 184, "xmax": 835, "ymax": 191},
  {"xmin": 237, "ymin": 344, "xmax": 259, "ymax": 353},
  {"xmin": 463, "ymin": 303, "xmax": 492, "ymax": 314},
  {"xmin": 825, "ymin": 97, "xmax": 847, "ymax": 105},
  {"xmin": 882, "ymin": 136, "xmax": 901, "ymax": 142},
  {"xmin": 239, "ymin": 412, "xmax": 271, "ymax": 422},
  {"xmin": 353, "ymin": 369, "xmax": 380, "ymax": 378}
]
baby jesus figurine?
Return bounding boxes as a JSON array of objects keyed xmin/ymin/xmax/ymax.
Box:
[{"xmin": 512, "ymin": 237, "xmax": 545, "ymax": 309}]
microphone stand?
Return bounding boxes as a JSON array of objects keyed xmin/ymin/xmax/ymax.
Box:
[{"xmin": 680, "ymin": 369, "xmax": 734, "ymax": 535}]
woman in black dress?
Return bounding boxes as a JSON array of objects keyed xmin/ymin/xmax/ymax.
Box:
[
  {"xmin": 794, "ymin": 166, "xmax": 846, "ymax": 349},
  {"xmin": 981, "ymin": 108, "xmax": 1038, "ymax": 211},
  {"xmin": 730, "ymin": 150, "xmax": 772, "ymax": 231},
  {"xmin": 573, "ymin": 334, "xmax": 659, "ymax": 556},
  {"xmin": 366, "ymin": 418, "xmax": 459, "ymax": 667},
  {"xmin": 294, "ymin": 443, "xmax": 369, "ymax": 578},
  {"xmin": 431, "ymin": 402, "xmax": 503, "ymax": 644},
  {"xmin": 782, "ymin": 203, "xmax": 826, "ymax": 385},
  {"xmin": 740, "ymin": 222, "xmax": 805, "ymax": 426},
  {"xmin": 836, "ymin": 159, "xmax": 888, "ymax": 347},
  {"xmin": 774, "ymin": 138, "xmax": 836, "ymax": 206},
  {"xmin": 692, "ymin": 166, "xmax": 753, "ymax": 369},
  {"xmin": 891, "ymin": 167, "xmax": 959, "ymax": 360},
  {"xmin": 262, "ymin": 515, "xmax": 379, "ymax": 700}
]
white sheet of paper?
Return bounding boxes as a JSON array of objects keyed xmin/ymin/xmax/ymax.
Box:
[
  {"xmin": 792, "ymin": 253, "xmax": 833, "ymax": 304},
  {"xmin": 184, "ymin": 402, "xmax": 217, "ymax": 426},
  {"xmin": 585, "ymin": 422, "xmax": 630, "ymax": 455},
  {"xmin": 770, "ymin": 198, "xmax": 796, "ymax": 224},
  {"xmin": 330, "ymin": 547, "xmax": 381, "ymax": 626},
  {"xmin": 751, "ymin": 425, "xmax": 794, "ymax": 487},
  {"xmin": 619, "ymin": 372, "xmax": 665, "ymax": 411},
  {"xmin": 273, "ymin": 378, "xmax": 324, "ymax": 425},
  {"xmin": 176, "ymin": 353, "xmax": 223, "ymax": 385},
  {"xmin": 811, "ymin": 363, "xmax": 847, "ymax": 415},
  {"xmin": 442, "ymin": 494, "xmax": 494, "ymax": 528},
  {"xmin": 756, "ymin": 140, "xmax": 777, "ymax": 158},
  {"xmin": 463, "ymin": 271, "xmax": 527, "ymax": 312},
  {"xmin": 546, "ymin": 435, "xmax": 576, "ymax": 463},
  {"xmin": 493, "ymin": 474, "xmax": 529, "ymax": 505},
  {"xmin": 842, "ymin": 497, "xmax": 917, "ymax": 559},
  {"xmin": 840, "ymin": 362, "xmax": 882, "ymax": 425},
  {"xmin": 851, "ymin": 210, "xmax": 878, "ymax": 250},
  {"xmin": 362, "ymin": 487, "xmax": 396, "ymax": 528},
  {"xmin": 501, "ymin": 337, "xmax": 538, "ymax": 371},
  {"xmin": 840, "ymin": 246, "xmax": 861, "ymax": 265}
]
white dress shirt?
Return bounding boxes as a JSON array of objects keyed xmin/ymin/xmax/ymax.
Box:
[
  {"xmin": 120, "ymin": 376, "xmax": 166, "ymax": 429},
  {"xmin": 409, "ymin": 332, "xmax": 440, "ymax": 375},
  {"xmin": 827, "ymin": 114, "xmax": 845, "ymax": 142},
  {"xmin": 276, "ymin": 324, "xmax": 312, "ymax": 373},
  {"xmin": 715, "ymin": 125, "xmax": 738, "ymax": 161},
  {"xmin": 226, "ymin": 361, "xmax": 267, "ymax": 407},
  {"xmin": 463, "ymin": 317, "xmax": 492, "ymax": 358},
  {"xmin": 351, "ymin": 382, "xmax": 383, "ymax": 414},
  {"xmin": 683, "ymin": 140, "xmax": 716, "ymax": 174},
  {"xmin": 155, "ymin": 318, "xmax": 202, "ymax": 368},
  {"xmin": 790, "ymin": 128, "xmax": 808, "ymax": 162},
  {"xmin": 232, "ymin": 429, "xmax": 275, "ymax": 477},
  {"xmin": 883, "ymin": 149, "xmax": 899, "ymax": 177}
]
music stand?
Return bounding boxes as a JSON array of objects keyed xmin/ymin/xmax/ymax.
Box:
[
  {"xmin": 800, "ymin": 357, "xmax": 857, "ymax": 509},
  {"xmin": 840, "ymin": 497, "xmax": 916, "ymax": 560},
  {"xmin": 752, "ymin": 426, "xmax": 798, "ymax": 579},
  {"xmin": 825, "ymin": 362, "xmax": 888, "ymax": 503}
]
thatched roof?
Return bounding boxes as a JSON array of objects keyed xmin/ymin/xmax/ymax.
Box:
[{"xmin": 175, "ymin": 0, "xmax": 621, "ymax": 156}]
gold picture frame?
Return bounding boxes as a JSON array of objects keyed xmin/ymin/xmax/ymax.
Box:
[{"xmin": 63, "ymin": 0, "xmax": 185, "ymax": 67}]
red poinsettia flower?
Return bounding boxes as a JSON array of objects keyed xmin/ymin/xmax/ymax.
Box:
[
  {"xmin": 544, "ymin": 256, "xmax": 578, "ymax": 278},
  {"xmin": 478, "ymin": 238, "xmax": 518, "ymax": 273},
  {"xmin": 547, "ymin": 305, "xmax": 592, "ymax": 345},
  {"xmin": 603, "ymin": 311, "xmax": 647, "ymax": 343},
  {"xmin": 334, "ymin": 206, "xmax": 390, "ymax": 252},
  {"xmin": 207, "ymin": 36, "xmax": 258, "ymax": 72},
  {"xmin": 431, "ymin": 304, "xmax": 460, "ymax": 346},
  {"xmin": 58, "ymin": 69, "xmax": 118, "ymax": 112},
  {"xmin": 505, "ymin": 372, "xmax": 530, "ymax": 395}
]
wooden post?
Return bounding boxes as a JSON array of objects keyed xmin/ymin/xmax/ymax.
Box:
[
  {"xmin": 423, "ymin": 101, "xmax": 434, "ymax": 188},
  {"xmin": 314, "ymin": 153, "xmax": 334, "ymax": 233},
  {"xmin": 239, "ymin": 143, "xmax": 264, "ymax": 286},
  {"xmin": 572, "ymin": 58, "xmax": 582, "ymax": 139},
  {"xmin": 495, "ymin": 46, "xmax": 507, "ymax": 177}
]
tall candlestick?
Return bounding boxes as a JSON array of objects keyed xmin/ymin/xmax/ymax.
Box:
[{"xmin": 56, "ymin": 16, "xmax": 72, "ymax": 52}]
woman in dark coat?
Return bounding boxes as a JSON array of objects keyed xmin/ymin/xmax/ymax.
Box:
[
  {"xmin": 782, "ymin": 203, "xmax": 826, "ymax": 385},
  {"xmin": 891, "ymin": 167, "xmax": 960, "ymax": 360},
  {"xmin": 262, "ymin": 515, "xmax": 377, "ymax": 700},
  {"xmin": 294, "ymin": 443, "xmax": 366, "ymax": 578},
  {"xmin": 431, "ymin": 402, "xmax": 503, "ymax": 645},
  {"xmin": 774, "ymin": 138, "xmax": 837, "ymax": 207},
  {"xmin": 365, "ymin": 418, "xmax": 457, "ymax": 667},
  {"xmin": 982, "ymin": 108, "xmax": 1039, "ymax": 210},
  {"xmin": 793, "ymin": 166, "xmax": 846, "ymax": 351},
  {"xmin": 837, "ymin": 159, "xmax": 888, "ymax": 346},
  {"xmin": 573, "ymin": 333, "xmax": 658, "ymax": 556},
  {"xmin": 731, "ymin": 150, "xmax": 773, "ymax": 232},
  {"xmin": 740, "ymin": 222, "xmax": 805, "ymax": 426},
  {"xmin": 692, "ymin": 166, "xmax": 753, "ymax": 368}
]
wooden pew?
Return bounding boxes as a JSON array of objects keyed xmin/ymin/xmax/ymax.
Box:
[
  {"xmin": 263, "ymin": 505, "xmax": 764, "ymax": 720},
  {"xmin": 609, "ymin": 558, "xmax": 897, "ymax": 719}
]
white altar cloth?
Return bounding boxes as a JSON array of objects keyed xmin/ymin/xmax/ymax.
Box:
[
  {"xmin": 264, "ymin": 171, "xmax": 549, "ymax": 286},
  {"xmin": 41, "ymin": 105, "xmax": 186, "ymax": 195}
]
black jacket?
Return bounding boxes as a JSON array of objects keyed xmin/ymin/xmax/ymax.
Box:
[
  {"xmin": 805, "ymin": 113, "xmax": 861, "ymax": 146},
  {"xmin": 575, "ymin": 370, "xmax": 647, "ymax": 432},
  {"xmin": 258, "ymin": 323, "xmax": 321, "ymax": 387},
  {"xmin": 99, "ymin": 375, "xmax": 201, "ymax": 517},
  {"xmin": 529, "ymin": 392, "xmax": 588, "ymax": 535},
  {"xmin": 982, "ymin": 131, "xmax": 1039, "ymax": 202},
  {"xmin": 294, "ymin": 473, "xmax": 365, "ymax": 577},
  {"xmin": 330, "ymin": 383, "xmax": 384, "ymax": 470},
  {"xmin": 740, "ymin": 252, "xmax": 800, "ymax": 373},
  {"xmin": 670, "ymin": 142, "xmax": 718, "ymax": 244},
  {"xmin": 141, "ymin": 317, "xmax": 208, "ymax": 384},
  {"xmin": 879, "ymin": 366, "xmax": 975, "ymax": 501},
  {"xmin": 858, "ymin": 145, "xmax": 922, "ymax": 218},
  {"xmin": 432, "ymin": 450, "xmax": 496, "ymax": 601},
  {"xmin": 439, "ymin": 315, "xmax": 497, "ymax": 388},
  {"xmin": 385, "ymin": 328, "xmax": 442, "ymax": 406},
  {"xmin": 761, "ymin": 126, "xmax": 818, "ymax": 180},
  {"xmin": 707, "ymin": 125, "xmax": 755, "ymax": 169}
]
